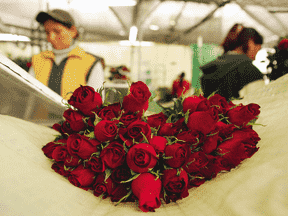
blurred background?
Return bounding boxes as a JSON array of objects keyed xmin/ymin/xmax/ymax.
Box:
[{"xmin": 0, "ymin": 0, "xmax": 287, "ymax": 125}]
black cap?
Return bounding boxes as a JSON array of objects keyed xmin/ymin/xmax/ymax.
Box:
[{"xmin": 36, "ymin": 9, "xmax": 75, "ymax": 28}]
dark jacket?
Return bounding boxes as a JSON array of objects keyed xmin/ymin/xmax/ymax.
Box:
[{"xmin": 200, "ymin": 53, "xmax": 263, "ymax": 101}]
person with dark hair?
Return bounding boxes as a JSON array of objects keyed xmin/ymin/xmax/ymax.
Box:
[
  {"xmin": 200, "ymin": 25, "xmax": 264, "ymax": 101},
  {"xmin": 29, "ymin": 9, "xmax": 105, "ymax": 100},
  {"xmin": 172, "ymin": 72, "xmax": 191, "ymax": 98}
]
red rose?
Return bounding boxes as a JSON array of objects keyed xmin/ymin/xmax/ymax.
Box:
[
  {"xmin": 231, "ymin": 126, "xmax": 260, "ymax": 146},
  {"xmin": 157, "ymin": 123, "xmax": 178, "ymax": 136},
  {"xmin": 68, "ymin": 165, "xmax": 96, "ymax": 190},
  {"xmin": 51, "ymin": 162, "xmax": 69, "ymax": 177},
  {"xmin": 215, "ymin": 135, "xmax": 247, "ymax": 167},
  {"xmin": 131, "ymin": 173, "xmax": 161, "ymax": 212},
  {"xmin": 68, "ymin": 86, "xmax": 102, "ymax": 116},
  {"xmin": 52, "ymin": 145, "xmax": 68, "ymax": 162},
  {"xmin": 215, "ymin": 121, "xmax": 236, "ymax": 138},
  {"xmin": 42, "ymin": 141, "xmax": 63, "ymax": 159},
  {"xmin": 119, "ymin": 112, "xmax": 141, "ymax": 127},
  {"xmin": 52, "ymin": 121, "xmax": 75, "ymax": 137},
  {"xmin": 183, "ymin": 151, "xmax": 209, "ymax": 173},
  {"xmin": 164, "ymin": 143, "xmax": 190, "ymax": 168},
  {"xmin": 187, "ymin": 173, "xmax": 206, "ymax": 189},
  {"xmin": 278, "ymin": 38, "xmax": 288, "ymax": 50},
  {"xmin": 122, "ymin": 81, "xmax": 151, "ymax": 114},
  {"xmin": 94, "ymin": 120, "xmax": 118, "ymax": 142},
  {"xmin": 183, "ymin": 95, "xmax": 210, "ymax": 114},
  {"xmin": 126, "ymin": 143, "xmax": 157, "ymax": 173},
  {"xmin": 157, "ymin": 118, "xmax": 184, "ymax": 137},
  {"xmin": 111, "ymin": 164, "xmax": 132, "ymax": 184},
  {"xmin": 226, "ymin": 103, "xmax": 260, "ymax": 127},
  {"xmin": 93, "ymin": 173, "xmax": 116, "ymax": 198},
  {"xmin": 64, "ymin": 154, "xmax": 81, "ymax": 167},
  {"xmin": 162, "ymin": 168, "xmax": 189, "ymax": 202},
  {"xmin": 208, "ymin": 94, "xmax": 229, "ymax": 114},
  {"xmin": 63, "ymin": 109, "xmax": 87, "ymax": 132},
  {"xmin": 86, "ymin": 157, "xmax": 105, "ymax": 173},
  {"xmin": 120, "ymin": 120, "xmax": 151, "ymax": 147},
  {"xmin": 176, "ymin": 130, "xmax": 203, "ymax": 147},
  {"xmin": 150, "ymin": 136, "xmax": 167, "ymax": 155},
  {"xmin": 67, "ymin": 134, "xmax": 99, "ymax": 160},
  {"xmin": 97, "ymin": 103, "xmax": 121, "ymax": 120},
  {"xmin": 201, "ymin": 131, "xmax": 222, "ymax": 154},
  {"xmin": 187, "ymin": 110, "xmax": 217, "ymax": 135},
  {"xmin": 198, "ymin": 155, "xmax": 221, "ymax": 179},
  {"xmin": 147, "ymin": 112, "xmax": 168, "ymax": 128},
  {"xmin": 100, "ymin": 141, "xmax": 126, "ymax": 169}
]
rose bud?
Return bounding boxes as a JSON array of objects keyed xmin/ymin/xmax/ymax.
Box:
[
  {"xmin": 64, "ymin": 154, "xmax": 81, "ymax": 167},
  {"xmin": 226, "ymin": 103, "xmax": 260, "ymax": 127},
  {"xmin": 86, "ymin": 157, "xmax": 105, "ymax": 173},
  {"xmin": 147, "ymin": 112, "xmax": 168, "ymax": 128},
  {"xmin": 126, "ymin": 143, "xmax": 157, "ymax": 173},
  {"xmin": 132, "ymin": 173, "xmax": 161, "ymax": 212},
  {"xmin": 119, "ymin": 112, "xmax": 141, "ymax": 127},
  {"xmin": 150, "ymin": 136, "xmax": 167, "ymax": 155},
  {"xmin": 52, "ymin": 145, "xmax": 68, "ymax": 162},
  {"xmin": 187, "ymin": 110, "xmax": 217, "ymax": 135},
  {"xmin": 183, "ymin": 151, "xmax": 209, "ymax": 173},
  {"xmin": 97, "ymin": 103, "xmax": 121, "ymax": 120},
  {"xmin": 51, "ymin": 162, "xmax": 69, "ymax": 177},
  {"xmin": 67, "ymin": 134, "xmax": 99, "ymax": 160},
  {"xmin": 93, "ymin": 173, "xmax": 116, "ymax": 198},
  {"xmin": 162, "ymin": 168, "xmax": 189, "ymax": 201},
  {"xmin": 183, "ymin": 95, "xmax": 210, "ymax": 114},
  {"xmin": 208, "ymin": 94, "xmax": 229, "ymax": 114},
  {"xmin": 127, "ymin": 120, "xmax": 151, "ymax": 143},
  {"xmin": 110, "ymin": 164, "xmax": 132, "ymax": 184},
  {"xmin": 63, "ymin": 109, "xmax": 87, "ymax": 132},
  {"xmin": 68, "ymin": 165, "xmax": 96, "ymax": 190},
  {"xmin": 42, "ymin": 141, "xmax": 61, "ymax": 159},
  {"xmin": 201, "ymin": 131, "xmax": 222, "ymax": 154},
  {"xmin": 94, "ymin": 120, "xmax": 118, "ymax": 142},
  {"xmin": 122, "ymin": 81, "xmax": 151, "ymax": 114},
  {"xmin": 100, "ymin": 141, "xmax": 126, "ymax": 169},
  {"xmin": 164, "ymin": 143, "xmax": 190, "ymax": 168},
  {"xmin": 68, "ymin": 86, "xmax": 102, "ymax": 116},
  {"xmin": 187, "ymin": 173, "xmax": 206, "ymax": 189}
]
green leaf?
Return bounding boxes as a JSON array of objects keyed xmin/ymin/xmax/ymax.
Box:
[
  {"xmin": 84, "ymin": 131, "xmax": 95, "ymax": 139},
  {"xmin": 162, "ymin": 156, "xmax": 173, "ymax": 160},
  {"xmin": 114, "ymin": 189, "xmax": 133, "ymax": 206},
  {"xmin": 104, "ymin": 168, "xmax": 113, "ymax": 183},
  {"xmin": 140, "ymin": 132, "xmax": 149, "ymax": 143},
  {"xmin": 91, "ymin": 112, "xmax": 102, "ymax": 126},
  {"xmin": 120, "ymin": 173, "xmax": 140, "ymax": 184},
  {"xmin": 184, "ymin": 110, "xmax": 190, "ymax": 124},
  {"xmin": 91, "ymin": 152, "xmax": 100, "ymax": 158}
]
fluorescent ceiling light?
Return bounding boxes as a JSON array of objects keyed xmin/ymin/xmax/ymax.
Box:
[
  {"xmin": 119, "ymin": 40, "xmax": 154, "ymax": 46},
  {"xmin": 129, "ymin": 26, "xmax": 138, "ymax": 42},
  {"xmin": 149, "ymin": 25, "xmax": 159, "ymax": 31},
  {"xmin": 0, "ymin": 34, "xmax": 30, "ymax": 42}
]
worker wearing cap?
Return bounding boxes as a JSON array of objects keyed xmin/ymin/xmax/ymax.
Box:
[{"xmin": 29, "ymin": 9, "xmax": 105, "ymax": 100}]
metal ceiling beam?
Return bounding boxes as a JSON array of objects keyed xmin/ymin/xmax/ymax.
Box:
[
  {"xmin": 235, "ymin": 0, "xmax": 284, "ymax": 37},
  {"xmin": 139, "ymin": 0, "xmax": 165, "ymax": 28},
  {"xmin": 169, "ymin": 1, "xmax": 187, "ymax": 32},
  {"xmin": 249, "ymin": 0, "xmax": 288, "ymax": 35},
  {"xmin": 183, "ymin": 0, "xmax": 229, "ymax": 35},
  {"xmin": 108, "ymin": 7, "xmax": 129, "ymax": 35}
]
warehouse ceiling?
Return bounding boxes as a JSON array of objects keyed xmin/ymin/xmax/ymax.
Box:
[{"xmin": 0, "ymin": 0, "xmax": 288, "ymax": 46}]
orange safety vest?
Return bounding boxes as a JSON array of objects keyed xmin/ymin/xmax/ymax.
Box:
[{"xmin": 32, "ymin": 46, "xmax": 97, "ymax": 100}]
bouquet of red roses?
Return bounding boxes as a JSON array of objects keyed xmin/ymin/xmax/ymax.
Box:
[{"xmin": 42, "ymin": 81, "xmax": 261, "ymax": 212}]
